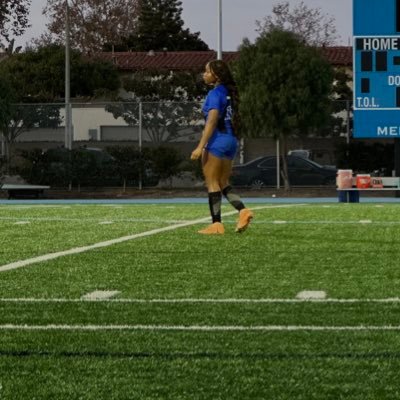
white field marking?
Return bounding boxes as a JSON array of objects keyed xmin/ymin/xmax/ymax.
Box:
[
  {"xmin": 0, "ymin": 215, "xmax": 256, "ymax": 224},
  {"xmin": 0, "ymin": 205, "xmax": 71, "ymax": 210},
  {"xmin": 98, "ymin": 221, "xmax": 114, "ymax": 225},
  {"xmin": 2, "ymin": 217, "xmax": 400, "ymax": 226},
  {"xmin": 4, "ymin": 218, "xmax": 400, "ymax": 225},
  {"xmin": 3, "ymin": 297, "xmax": 400, "ymax": 304},
  {"xmin": 14, "ymin": 221, "xmax": 30, "ymax": 225},
  {"xmin": 296, "ymin": 291, "xmax": 327, "ymax": 300},
  {"xmin": 81, "ymin": 290, "xmax": 120, "ymax": 300},
  {"xmin": 1, "ymin": 324, "xmax": 400, "ymax": 332},
  {"xmin": 250, "ymin": 220, "xmax": 400, "ymax": 225},
  {"xmin": 375, "ymin": 205, "xmax": 384, "ymax": 208},
  {"xmin": 0, "ymin": 217, "xmax": 187, "ymax": 223},
  {"xmin": 0, "ymin": 204, "xmax": 306, "ymax": 273},
  {"xmin": 359, "ymin": 220, "xmax": 372, "ymax": 224}
]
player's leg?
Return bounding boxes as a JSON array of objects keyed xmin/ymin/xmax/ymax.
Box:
[
  {"xmin": 198, "ymin": 151, "xmax": 224, "ymax": 234},
  {"xmin": 220, "ymin": 159, "xmax": 245, "ymax": 211},
  {"xmin": 220, "ymin": 159, "xmax": 254, "ymax": 233}
]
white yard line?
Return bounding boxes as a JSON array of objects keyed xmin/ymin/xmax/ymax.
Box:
[
  {"xmin": 2, "ymin": 216, "xmax": 400, "ymax": 226},
  {"xmin": 0, "ymin": 204, "xmax": 306, "ymax": 273},
  {"xmin": 80, "ymin": 290, "xmax": 121, "ymax": 300},
  {"xmin": 0, "ymin": 324, "xmax": 399, "ymax": 331},
  {"xmin": 296, "ymin": 291, "xmax": 327, "ymax": 300},
  {"xmin": 0, "ymin": 206, "xmax": 71, "ymax": 210},
  {"xmin": 0, "ymin": 217, "xmax": 187, "ymax": 223},
  {"xmin": 2, "ymin": 297, "xmax": 400, "ymax": 304},
  {"xmin": 256, "ymin": 221, "xmax": 400, "ymax": 225}
]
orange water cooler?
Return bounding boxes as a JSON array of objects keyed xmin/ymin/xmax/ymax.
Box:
[{"xmin": 356, "ymin": 174, "xmax": 371, "ymax": 189}]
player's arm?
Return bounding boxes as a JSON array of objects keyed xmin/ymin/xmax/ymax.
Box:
[{"xmin": 191, "ymin": 109, "xmax": 219, "ymax": 160}]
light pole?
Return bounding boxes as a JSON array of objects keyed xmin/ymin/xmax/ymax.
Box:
[
  {"xmin": 217, "ymin": 0, "xmax": 222, "ymax": 60},
  {"xmin": 65, "ymin": 0, "xmax": 72, "ymax": 150}
]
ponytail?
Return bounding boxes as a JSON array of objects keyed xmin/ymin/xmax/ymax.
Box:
[{"xmin": 227, "ymin": 84, "xmax": 241, "ymax": 138}]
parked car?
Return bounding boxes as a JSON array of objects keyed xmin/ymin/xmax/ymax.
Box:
[
  {"xmin": 231, "ymin": 155, "xmax": 337, "ymax": 188},
  {"xmin": 23, "ymin": 147, "xmax": 160, "ymax": 187},
  {"xmin": 288, "ymin": 149, "xmax": 336, "ymax": 168},
  {"xmin": 288, "ymin": 149, "xmax": 312, "ymax": 159}
]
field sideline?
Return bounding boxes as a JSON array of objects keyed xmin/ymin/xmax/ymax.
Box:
[{"xmin": 1, "ymin": 201, "xmax": 400, "ymax": 399}]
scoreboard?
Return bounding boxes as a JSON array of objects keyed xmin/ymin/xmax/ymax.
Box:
[{"xmin": 353, "ymin": 0, "xmax": 400, "ymax": 137}]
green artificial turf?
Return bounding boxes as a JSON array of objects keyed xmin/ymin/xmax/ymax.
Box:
[{"xmin": 1, "ymin": 202, "xmax": 400, "ymax": 399}]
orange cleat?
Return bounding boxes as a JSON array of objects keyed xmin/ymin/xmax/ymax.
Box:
[
  {"xmin": 235, "ymin": 208, "xmax": 254, "ymax": 233},
  {"xmin": 198, "ymin": 222, "xmax": 225, "ymax": 234}
]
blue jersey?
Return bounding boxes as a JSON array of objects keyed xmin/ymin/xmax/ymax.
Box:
[
  {"xmin": 202, "ymin": 84, "xmax": 234, "ymax": 135},
  {"xmin": 202, "ymin": 84, "xmax": 237, "ymax": 160}
]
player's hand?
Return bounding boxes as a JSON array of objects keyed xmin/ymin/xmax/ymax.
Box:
[{"xmin": 191, "ymin": 147, "xmax": 202, "ymax": 160}]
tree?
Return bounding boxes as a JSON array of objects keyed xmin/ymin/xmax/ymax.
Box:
[
  {"xmin": 106, "ymin": 69, "xmax": 206, "ymax": 143},
  {"xmin": 320, "ymin": 67, "xmax": 353, "ymax": 138},
  {"xmin": 149, "ymin": 146, "xmax": 183, "ymax": 187},
  {"xmin": 0, "ymin": 44, "xmax": 120, "ymax": 101},
  {"xmin": 42, "ymin": 0, "xmax": 139, "ymax": 54},
  {"xmin": 0, "ymin": 103, "xmax": 62, "ymax": 172},
  {"xmin": 0, "ymin": 77, "xmax": 15, "ymax": 174},
  {"xmin": 121, "ymin": 0, "xmax": 209, "ymax": 51},
  {"xmin": 256, "ymin": 1, "xmax": 339, "ymax": 47},
  {"xmin": 106, "ymin": 146, "xmax": 146, "ymax": 191},
  {"xmin": 39, "ymin": 0, "xmax": 208, "ymax": 53},
  {"xmin": 335, "ymin": 141, "xmax": 394, "ymax": 173},
  {"xmin": 0, "ymin": 44, "xmax": 120, "ymax": 170},
  {"xmin": 0, "ymin": 77, "xmax": 15, "ymax": 127},
  {"xmin": 0, "ymin": 0, "xmax": 31, "ymax": 46},
  {"xmin": 235, "ymin": 30, "xmax": 333, "ymax": 189}
]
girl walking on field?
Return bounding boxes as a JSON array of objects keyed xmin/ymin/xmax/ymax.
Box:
[{"xmin": 191, "ymin": 59, "xmax": 253, "ymax": 234}]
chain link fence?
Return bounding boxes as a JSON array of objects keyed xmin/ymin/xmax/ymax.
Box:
[{"xmin": 0, "ymin": 100, "xmax": 354, "ymax": 189}]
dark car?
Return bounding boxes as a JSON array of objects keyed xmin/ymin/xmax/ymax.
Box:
[
  {"xmin": 30, "ymin": 147, "xmax": 159, "ymax": 187},
  {"xmin": 231, "ymin": 155, "xmax": 337, "ymax": 188}
]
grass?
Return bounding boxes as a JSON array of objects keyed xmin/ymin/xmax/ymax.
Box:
[{"xmin": 0, "ymin": 202, "xmax": 400, "ymax": 399}]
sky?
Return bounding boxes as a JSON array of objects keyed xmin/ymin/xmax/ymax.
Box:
[{"xmin": 15, "ymin": 0, "xmax": 353, "ymax": 50}]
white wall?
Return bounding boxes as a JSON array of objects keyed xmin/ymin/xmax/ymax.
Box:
[{"xmin": 71, "ymin": 105, "xmax": 130, "ymax": 141}]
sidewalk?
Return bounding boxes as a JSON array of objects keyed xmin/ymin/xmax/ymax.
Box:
[
  {"xmin": 1, "ymin": 186, "xmax": 400, "ymax": 204},
  {"xmin": 0, "ymin": 186, "xmax": 338, "ymax": 199}
]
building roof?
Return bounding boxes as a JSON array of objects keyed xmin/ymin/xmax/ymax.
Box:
[
  {"xmin": 320, "ymin": 46, "xmax": 352, "ymax": 66},
  {"xmin": 99, "ymin": 51, "xmax": 239, "ymax": 71},
  {"xmin": 98, "ymin": 46, "xmax": 352, "ymax": 71}
]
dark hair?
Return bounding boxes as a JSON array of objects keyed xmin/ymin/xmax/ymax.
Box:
[{"xmin": 208, "ymin": 60, "xmax": 241, "ymax": 137}]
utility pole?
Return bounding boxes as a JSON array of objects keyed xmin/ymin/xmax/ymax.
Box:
[{"xmin": 65, "ymin": 0, "xmax": 72, "ymax": 149}]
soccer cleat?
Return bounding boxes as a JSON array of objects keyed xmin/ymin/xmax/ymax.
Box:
[
  {"xmin": 198, "ymin": 222, "xmax": 225, "ymax": 234},
  {"xmin": 235, "ymin": 208, "xmax": 254, "ymax": 233}
]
